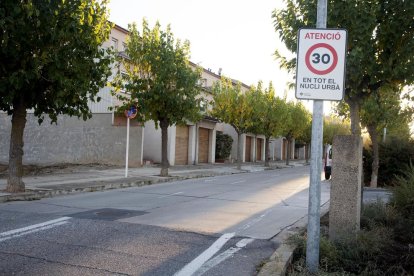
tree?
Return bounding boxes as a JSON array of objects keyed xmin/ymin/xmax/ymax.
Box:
[
  {"xmin": 273, "ymin": 0, "xmax": 414, "ymax": 135},
  {"xmin": 248, "ymin": 82, "xmax": 288, "ymax": 167},
  {"xmin": 296, "ymin": 118, "xmax": 312, "ymax": 163},
  {"xmin": 112, "ymin": 20, "xmax": 202, "ymax": 177},
  {"xmin": 323, "ymin": 116, "xmax": 351, "ymax": 145},
  {"xmin": 245, "ymin": 82, "xmax": 265, "ymax": 163},
  {"xmin": 0, "ymin": 0, "xmax": 113, "ymax": 192},
  {"xmin": 283, "ymin": 102, "xmax": 311, "ymax": 165},
  {"xmin": 360, "ymin": 86, "xmax": 413, "ymax": 187},
  {"xmin": 210, "ymin": 77, "xmax": 254, "ymax": 170},
  {"xmin": 215, "ymin": 132, "xmax": 233, "ymax": 161}
]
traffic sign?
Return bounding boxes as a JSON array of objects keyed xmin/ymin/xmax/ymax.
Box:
[
  {"xmin": 124, "ymin": 105, "xmax": 137, "ymax": 119},
  {"xmin": 296, "ymin": 28, "xmax": 347, "ymax": 101}
]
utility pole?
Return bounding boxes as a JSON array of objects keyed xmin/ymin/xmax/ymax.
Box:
[{"xmin": 306, "ymin": 0, "xmax": 327, "ymax": 273}]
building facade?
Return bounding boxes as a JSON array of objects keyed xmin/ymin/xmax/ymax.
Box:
[
  {"xmin": 0, "ymin": 23, "xmax": 298, "ymax": 167},
  {"xmin": 0, "ymin": 25, "xmax": 144, "ymax": 166}
]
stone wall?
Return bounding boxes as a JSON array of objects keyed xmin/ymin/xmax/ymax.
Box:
[
  {"xmin": 0, "ymin": 113, "xmax": 143, "ymax": 166},
  {"xmin": 329, "ymin": 135, "xmax": 362, "ymax": 241}
]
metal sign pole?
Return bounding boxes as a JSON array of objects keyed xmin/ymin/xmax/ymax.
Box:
[
  {"xmin": 124, "ymin": 105, "xmax": 137, "ymax": 178},
  {"xmin": 306, "ymin": 0, "xmax": 327, "ymax": 273},
  {"xmin": 125, "ymin": 117, "xmax": 130, "ymax": 178}
]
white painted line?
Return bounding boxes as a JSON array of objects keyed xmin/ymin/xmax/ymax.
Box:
[
  {"xmin": 0, "ymin": 221, "xmax": 69, "ymax": 242},
  {"xmin": 0, "ymin": 217, "xmax": 71, "ymax": 242},
  {"xmin": 158, "ymin": 192, "xmax": 183, "ymax": 199},
  {"xmin": 236, "ymin": 238, "xmax": 254, "ymax": 248},
  {"xmin": 194, "ymin": 238, "xmax": 254, "ymax": 276},
  {"xmin": 174, "ymin": 232, "xmax": 235, "ymax": 276},
  {"xmin": 230, "ymin": 180, "xmax": 246, "ymax": 185},
  {"xmin": 0, "ymin": 217, "xmax": 71, "ymax": 237},
  {"xmin": 238, "ymin": 208, "xmax": 273, "ymax": 231}
]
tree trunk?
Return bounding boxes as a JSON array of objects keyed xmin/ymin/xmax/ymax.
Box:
[
  {"xmin": 6, "ymin": 98, "xmax": 27, "ymax": 193},
  {"xmin": 286, "ymin": 138, "xmax": 291, "ymax": 166},
  {"xmin": 237, "ymin": 132, "xmax": 242, "ymax": 170},
  {"xmin": 254, "ymin": 135, "xmax": 257, "ymax": 163},
  {"xmin": 160, "ymin": 118, "xmax": 169, "ymax": 177},
  {"xmin": 348, "ymin": 100, "xmax": 361, "ymax": 135},
  {"xmin": 306, "ymin": 143, "xmax": 310, "ymax": 164},
  {"xmin": 265, "ymin": 136, "xmax": 270, "ymax": 167},
  {"xmin": 367, "ymin": 124, "xmax": 379, "ymax": 188}
]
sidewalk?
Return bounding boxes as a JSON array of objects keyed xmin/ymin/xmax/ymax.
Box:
[{"xmin": 0, "ymin": 160, "xmax": 307, "ymax": 203}]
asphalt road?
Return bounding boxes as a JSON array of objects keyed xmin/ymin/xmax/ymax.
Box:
[{"xmin": 0, "ymin": 166, "xmax": 330, "ymax": 275}]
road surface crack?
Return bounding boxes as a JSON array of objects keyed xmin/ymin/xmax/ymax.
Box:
[{"xmin": 0, "ymin": 251, "xmax": 130, "ymax": 275}]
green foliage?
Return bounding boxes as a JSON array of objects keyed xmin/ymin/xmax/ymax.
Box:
[
  {"xmin": 288, "ymin": 201, "xmax": 413, "ymax": 275},
  {"xmin": 210, "ymin": 77, "xmax": 253, "ymax": 135},
  {"xmin": 288, "ymin": 234, "xmax": 342, "ymax": 274},
  {"xmin": 1, "ymin": 0, "xmax": 113, "ymax": 192},
  {"xmin": 281, "ymin": 101, "xmax": 310, "ymax": 164},
  {"xmin": 295, "ymin": 119, "xmax": 311, "ymax": 146},
  {"xmin": 247, "ymin": 81, "xmax": 288, "ymax": 139},
  {"xmin": 364, "ymin": 138, "xmax": 414, "ymax": 186},
  {"xmin": 360, "ymin": 86, "xmax": 412, "ymax": 134},
  {"xmin": 273, "ymin": 0, "xmax": 414, "ymax": 135},
  {"xmin": 323, "ymin": 116, "xmax": 351, "ymax": 145},
  {"xmin": 336, "ymin": 227, "xmax": 393, "ymax": 274},
  {"xmin": 0, "ymin": 0, "xmax": 113, "ymax": 122},
  {"xmin": 245, "ymin": 82, "xmax": 265, "ymax": 136},
  {"xmin": 284, "ymin": 101, "xmax": 311, "ymax": 141},
  {"xmin": 112, "ymin": 19, "xmax": 202, "ymax": 128},
  {"xmin": 391, "ymin": 163, "xmax": 414, "ymax": 218},
  {"xmin": 111, "ymin": 19, "xmax": 202, "ymax": 175},
  {"xmin": 361, "ymin": 200, "xmax": 399, "ymax": 230},
  {"xmin": 215, "ymin": 132, "xmax": 233, "ymax": 160}
]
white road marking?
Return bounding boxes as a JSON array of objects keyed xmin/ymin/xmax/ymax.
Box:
[
  {"xmin": 0, "ymin": 217, "xmax": 71, "ymax": 242},
  {"xmin": 174, "ymin": 232, "xmax": 235, "ymax": 276},
  {"xmin": 194, "ymin": 238, "xmax": 254, "ymax": 276},
  {"xmin": 238, "ymin": 208, "xmax": 274, "ymax": 231},
  {"xmin": 230, "ymin": 180, "xmax": 246, "ymax": 185},
  {"xmin": 158, "ymin": 192, "xmax": 183, "ymax": 198}
]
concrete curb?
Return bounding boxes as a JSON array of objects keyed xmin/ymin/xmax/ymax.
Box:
[
  {"xmin": 258, "ymin": 202, "xmax": 330, "ymax": 276},
  {"xmin": 363, "ymin": 187, "xmax": 392, "ymax": 192},
  {"xmin": 0, "ymin": 170, "xmax": 242, "ymax": 203}
]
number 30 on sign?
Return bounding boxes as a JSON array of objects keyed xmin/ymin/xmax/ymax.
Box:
[{"xmin": 295, "ymin": 28, "xmax": 347, "ymax": 101}]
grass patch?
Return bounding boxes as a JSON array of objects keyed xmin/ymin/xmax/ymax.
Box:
[
  {"xmin": 288, "ymin": 163, "xmax": 414, "ymax": 275},
  {"xmin": 287, "ymin": 200, "xmax": 414, "ymax": 275}
]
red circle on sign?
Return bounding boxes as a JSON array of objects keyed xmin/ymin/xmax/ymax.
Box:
[
  {"xmin": 124, "ymin": 105, "xmax": 138, "ymax": 119},
  {"xmin": 305, "ymin": 43, "xmax": 338, "ymax": 75}
]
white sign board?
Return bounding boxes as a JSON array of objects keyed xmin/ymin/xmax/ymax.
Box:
[{"xmin": 296, "ymin": 28, "xmax": 347, "ymax": 101}]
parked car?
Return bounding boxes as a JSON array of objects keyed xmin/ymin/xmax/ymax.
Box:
[{"xmin": 324, "ymin": 144, "xmax": 332, "ymax": 180}]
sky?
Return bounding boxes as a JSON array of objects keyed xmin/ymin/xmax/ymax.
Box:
[
  {"xmin": 107, "ymin": 0, "xmax": 333, "ymax": 112},
  {"xmin": 107, "ymin": 0, "xmax": 292, "ymax": 97}
]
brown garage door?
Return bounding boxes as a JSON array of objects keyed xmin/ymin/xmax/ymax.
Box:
[
  {"xmin": 245, "ymin": 136, "xmax": 252, "ymax": 162},
  {"xmin": 257, "ymin": 138, "xmax": 262, "ymax": 161},
  {"xmin": 198, "ymin": 127, "xmax": 209, "ymax": 163},
  {"xmin": 282, "ymin": 139, "xmax": 287, "ymax": 160},
  {"xmin": 175, "ymin": 125, "xmax": 189, "ymax": 165}
]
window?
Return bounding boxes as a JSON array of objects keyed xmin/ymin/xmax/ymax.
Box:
[
  {"xmin": 111, "ymin": 38, "xmax": 118, "ymax": 50},
  {"xmin": 198, "ymin": 78, "xmax": 207, "ymax": 87},
  {"xmin": 199, "ymin": 100, "xmax": 207, "ymax": 113},
  {"xmin": 120, "ymin": 71, "xmax": 130, "ymax": 95},
  {"xmin": 122, "ymin": 42, "xmax": 128, "ymax": 52}
]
